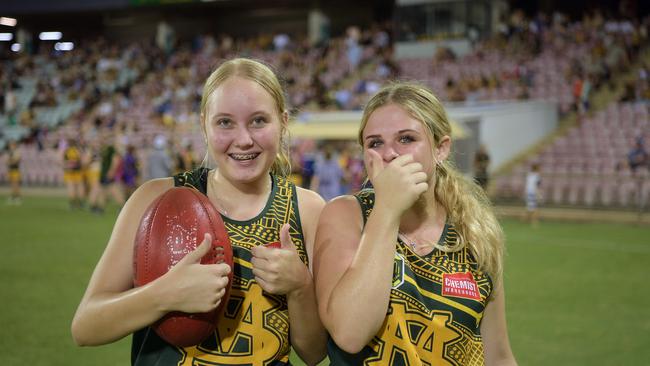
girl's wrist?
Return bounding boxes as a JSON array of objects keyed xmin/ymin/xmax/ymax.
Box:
[{"xmin": 287, "ymin": 268, "xmax": 313, "ymax": 301}]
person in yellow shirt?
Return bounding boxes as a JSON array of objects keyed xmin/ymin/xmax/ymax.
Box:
[
  {"xmin": 63, "ymin": 138, "xmax": 85, "ymax": 209},
  {"xmin": 6, "ymin": 140, "xmax": 21, "ymax": 205}
]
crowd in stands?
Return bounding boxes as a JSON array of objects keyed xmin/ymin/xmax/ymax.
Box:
[
  {"xmin": 1, "ymin": 9, "xmax": 649, "ymax": 210},
  {"xmin": 496, "ymin": 100, "xmax": 649, "ymax": 208},
  {"xmin": 490, "ymin": 12, "xmax": 650, "ymax": 210}
]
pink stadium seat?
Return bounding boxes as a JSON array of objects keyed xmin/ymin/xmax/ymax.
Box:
[
  {"xmin": 615, "ymin": 170, "xmax": 638, "ymax": 207},
  {"xmin": 550, "ymin": 175, "xmax": 569, "ymax": 204},
  {"xmin": 582, "ymin": 176, "xmax": 599, "ymax": 206}
]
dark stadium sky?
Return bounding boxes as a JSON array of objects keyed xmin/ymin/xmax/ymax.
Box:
[
  {"xmin": 4, "ymin": 0, "xmax": 647, "ymax": 18},
  {"xmin": 1, "ymin": 0, "xmax": 646, "ymax": 44}
]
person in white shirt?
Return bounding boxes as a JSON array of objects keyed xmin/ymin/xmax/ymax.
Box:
[{"xmin": 525, "ymin": 163, "xmax": 542, "ymax": 227}]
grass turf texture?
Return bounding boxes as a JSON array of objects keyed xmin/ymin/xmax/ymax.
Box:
[{"xmin": 1, "ymin": 195, "xmax": 648, "ymax": 365}]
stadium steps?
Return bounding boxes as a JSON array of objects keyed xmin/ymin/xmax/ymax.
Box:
[{"xmin": 491, "ymin": 44, "xmax": 650, "ymax": 181}]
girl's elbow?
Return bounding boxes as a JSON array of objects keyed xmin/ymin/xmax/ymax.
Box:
[
  {"xmin": 72, "ymin": 336, "xmax": 90, "ymax": 347},
  {"xmin": 329, "ymin": 330, "xmax": 370, "ymax": 354},
  {"xmin": 320, "ymin": 304, "xmax": 373, "ymax": 353},
  {"xmin": 70, "ymin": 319, "xmax": 90, "ymax": 347},
  {"xmin": 71, "ymin": 315, "xmax": 102, "ymax": 347}
]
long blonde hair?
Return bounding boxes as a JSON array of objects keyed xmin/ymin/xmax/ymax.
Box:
[
  {"xmin": 359, "ymin": 82, "xmax": 504, "ymax": 283},
  {"xmin": 199, "ymin": 58, "xmax": 291, "ymax": 177}
]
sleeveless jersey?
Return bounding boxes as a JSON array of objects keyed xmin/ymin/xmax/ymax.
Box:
[
  {"xmin": 63, "ymin": 146, "xmax": 82, "ymax": 172},
  {"xmin": 327, "ymin": 189, "xmax": 493, "ymax": 366},
  {"xmin": 131, "ymin": 167, "xmax": 308, "ymax": 366},
  {"xmin": 8, "ymin": 149, "xmax": 20, "ymax": 171}
]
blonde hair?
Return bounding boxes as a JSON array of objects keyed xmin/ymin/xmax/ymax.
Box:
[
  {"xmin": 200, "ymin": 58, "xmax": 291, "ymax": 177},
  {"xmin": 359, "ymin": 82, "xmax": 504, "ymax": 283}
]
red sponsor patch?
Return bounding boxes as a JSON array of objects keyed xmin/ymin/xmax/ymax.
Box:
[{"xmin": 442, "ymin": 272, "xmax": 481, "ymax": 300}]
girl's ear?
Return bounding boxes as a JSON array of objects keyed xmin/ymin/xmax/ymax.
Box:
[
  {"xmin": 281, "ymin": 110, "xmax": 289, "ymax": 126},
  {"xmin": 436, "ymin": 135, "xmax": 451, "ymax": 162}
]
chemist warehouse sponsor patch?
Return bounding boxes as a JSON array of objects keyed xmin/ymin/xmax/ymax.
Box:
[{"xmin": 442, "ymin": 272, "xmax": 481, "ymax": 300}]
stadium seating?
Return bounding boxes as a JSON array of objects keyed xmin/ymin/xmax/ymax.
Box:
[{"xmin": 1, "ymin": 12, "xmax": 648, "ymax": 212}]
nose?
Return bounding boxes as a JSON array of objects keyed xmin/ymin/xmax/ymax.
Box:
[
  {"xmin": 381, "ymin": 147, "xmax": 399, "ymax": 162},
  {"xmin": 233, "ymin": 125, "xmax": 254, "ymax": 148}
]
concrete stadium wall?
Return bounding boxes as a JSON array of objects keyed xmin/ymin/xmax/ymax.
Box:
[
  {"xmin": 395, "ymin": 39, "xmax": 472, "ymax": 59},
  {"xmin": 448, "ymin": 100, "xmax": 558, "ymax": 172},
  {"xmin": 293, "ymin": 100, "xmax": 558, "ymax": 174}
]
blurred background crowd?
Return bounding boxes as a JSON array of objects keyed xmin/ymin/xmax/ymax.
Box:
[{"xmin": 0, "ymin": 0, "xmax": 649, "ymax": 213}]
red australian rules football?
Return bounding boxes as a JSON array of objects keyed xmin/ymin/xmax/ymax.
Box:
[{"xmin": 133, "ymin": 187, "xmax": 233, "ymax": 347}]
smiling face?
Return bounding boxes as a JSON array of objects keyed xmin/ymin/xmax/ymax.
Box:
[{"xmin": 203, "ymin": 76, "xmax": 284, "ymax": 184}]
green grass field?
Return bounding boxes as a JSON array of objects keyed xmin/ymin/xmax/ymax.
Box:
[{"xmin": 1, "ymin": 195, "xmax": 649, "ymax": 365}]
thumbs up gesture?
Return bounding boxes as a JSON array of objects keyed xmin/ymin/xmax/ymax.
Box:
[
  {"xmin": 365, "ymin": 149, "xmax": 429, "ymax": 215},
  {"xmin": 251, "ymin": 223, "xmax": 311, "ymax": 295},
  {"xmin": 161, "ymin": 233, "xmax": 231, "ymax": 313}
]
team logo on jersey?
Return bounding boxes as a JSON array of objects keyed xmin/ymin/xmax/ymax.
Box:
[
  {"xmin": 392, "ymin": 253, "xmax": 405, "ymax": 289},
  {"xmin": 442, "ymin": 272, "xmax": 481, "ymax": 300},
  {"xmin": 366, "ymin": 302, "xmax": 464, "ymax": 365},
  {"xmin": 180, "ymin": 279, "xmax": 289, "ymax": 365}
]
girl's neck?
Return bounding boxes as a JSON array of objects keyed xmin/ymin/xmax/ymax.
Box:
[
  {"xmin": 212, "ymin": 169, "xmax": 271, "ymax": 195},
  {"xmin": 397, "ymin": 190, "xmax": 448, "ymax": 256},
  {"xmin": 209, "ymin": 169, "xmax": 272, "ymax": 219},
  {"xmin": 398, "ymin": 189, "xmax": 446, "ymax": 235}
]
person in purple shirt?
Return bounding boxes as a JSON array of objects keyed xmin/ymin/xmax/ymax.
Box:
[
  {"xmin": 121, "ymin": 145, "xmax": 139, "ymax": 198},
  {"xmin": 311, "ymin": 146, "xmax": 344, "ymax": 201}
]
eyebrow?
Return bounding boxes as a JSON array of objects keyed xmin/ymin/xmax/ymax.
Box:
[
  {"xmin": 211, "ymin": 110, "xmax": 271, "ymax": 119},
  {"xmin": 364, "ymin": 129, "xmax": 418, "ymax": 140}
]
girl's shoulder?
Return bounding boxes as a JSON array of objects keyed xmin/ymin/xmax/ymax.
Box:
[
  {"xmin": 295, "ymin": 186, "xmax": 326, "ymax": 217},
  {"xmin": 321, "ymin": 194, "xmax": 363, "ymax": 221}
]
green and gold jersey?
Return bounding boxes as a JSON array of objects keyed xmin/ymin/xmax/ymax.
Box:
[
  {"xmin": 132, "ymin": 168, "xmax": 307, "ymax": 366},
  {"xmin": 63, "ymin": 145, "xmax": 82, "ymax": 172},
  {"xmin": 8, "ymin": 149, "xmax": 20, "ymax": 171},
  {"xmin": 328, "ymin": 189, "xmax": 493, "ymax": 366}
]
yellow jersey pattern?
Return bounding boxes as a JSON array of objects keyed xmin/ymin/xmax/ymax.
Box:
[
  {"xmin": 63, "ymin": 145, "xmax": 82, "ymax": 172},
  {"xmin": 327, "ymin": 189, "xmax": 492, "ymax": 366},
  {"xmin": 7, "ymin": 148, "xmax": 20, "ymax": 182},
  {"xmin": 132, "ymin": 168, "xmax": 306, "ymax": 366}
]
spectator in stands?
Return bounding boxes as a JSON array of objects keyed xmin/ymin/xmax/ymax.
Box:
[
  {"xmin": 446, "ymin": 79, "xmax": 465, "ymax": 102},
  {"xmin": 433, "ymin": 46, "xmax": 456, "ymax": 64},
  {"xmin": 120, "ymin": 145, "xmax": 139, "ymax": 199},
  {"xmin": 525, "ymin": 163, "xmax": 542, "ymax": 227},
  {"xmin": 82, "ymin": 139, "xmax": 102, "ymax": 214},
  {"xmin": 342, "ymin": 142, "xmax": 365, "ymax": 193},
  {"xmin": 6, "ymin": 140, "xmax": 21, "ymax": 205},
  {"xmin": 4, "ymin": 86, "xmax": 17, "ymax": 126},
  {"xmin": 627, "ymin": 137, "xmax": 648, "ymax": 172},
  {"xmin": 147, "ymin": 134, "xmax": 172, "ymax": 180},
  {"xmin": 311, "ymin": 144, "xmax": 344, "ymax": 201},
  {"xmin": 174, "ymin": 139, "xmax": 197, "ymax": 174},
  {"xmin": 314, "ymin": 82, "xmax": 517, "ymax": 365},
  {"xmin": 345, "ymin": 26, "xmax": 363, "ymax": 71},
  {"xmin": 72, "ymin": 58, "xmax": 327, "ymax": 366},
  {"xmin": 98, "ymin": 136, "xmax": 125, "ymax": 209},
  {"xmin": 156, "ymin": 19, "xmax": 175, "ymax": 56},
  {"xmin": 474, "ymin": 144, "xmax": 491, "ymax": 190},
  {"xmin": 273, "ymin": 33, "xmax": 291, "ymax": 51},
  {"xmin": 572, "ymin": 74, "xmax": 584, "ymax": 112},
  {"xmin": 300, "ymin": 147, "xmax": 317, "ymax": 189},
  {"xmin": 579, "ymin": 74, "xmax": 592, "ymax": 113}
]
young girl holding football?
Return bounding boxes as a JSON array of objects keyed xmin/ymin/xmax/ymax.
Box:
[
  {"xmin": 72, "ymin": 58, "xmax": 327, "ymax": 365},
  {"xmin": 313, "ymin": 82, "xmax": 518, "ymax": 365}
]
